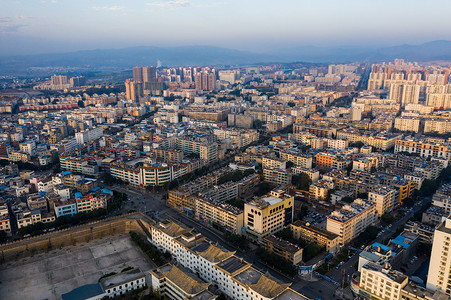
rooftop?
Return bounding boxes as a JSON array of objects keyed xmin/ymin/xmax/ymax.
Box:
[
  {"xmin": 61, "ymin": 283, "xmax": 104, "ymax": 300},
  {"xmin": 100, "ymin": 268, "xmax": 144, "ymax": 289},
  {"xmin": 216, "ymin": 256, "xmax": 249, "ymax": 275}
]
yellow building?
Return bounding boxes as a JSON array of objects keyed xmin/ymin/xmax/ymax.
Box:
[{"xmin": 244, "ymin": 190, "xmax": 294, "ymax": 242}]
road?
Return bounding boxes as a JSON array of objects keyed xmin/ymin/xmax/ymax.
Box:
[
  {"xmin": 110, "ymin": 184, "xmax": 351, "ymax": 299},
  {"xmin": 328, "ymin": 197, "xmax": 431, "ymax": 283}
]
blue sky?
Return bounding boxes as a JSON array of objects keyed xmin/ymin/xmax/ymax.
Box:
[{"xmin": 1, "ymin": 0, "xmax": 451, "ymax": 56}]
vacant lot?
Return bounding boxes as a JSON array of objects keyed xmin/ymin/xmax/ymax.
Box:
[{"xmin": 0, "ymin": 234, "xmax": 155, "ymax": 300}]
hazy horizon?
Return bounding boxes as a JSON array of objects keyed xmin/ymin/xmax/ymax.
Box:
[{"xmin": 1, "ymin": 0, "xmax": 451, "ymax": 56}]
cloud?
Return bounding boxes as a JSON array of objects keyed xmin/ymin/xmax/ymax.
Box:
[
  {"xmin": 0, "ymin": 16, "xmax": 32, "ymax": 32},
  {"xmin": 0, "ymin": 24, "xmax": 26, "ymax": 33},
  {"xmin": 92, "ymin": 6, "xmax": 126, "ymax": 12},
  {"xmin": 147, "ymin": 0, "xmax": 191, "ymax": 7}
]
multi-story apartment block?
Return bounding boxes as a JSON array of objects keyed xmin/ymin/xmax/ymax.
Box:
[
  {"xmin": 150, "ymin": 219, "xmax": 308, "ymax": 300},
  {"xmin": 316, "ymin": 152, "xmax": 348, "ymax": 170},
  {"xmin": 263, "ymin": 168, "xmax": 291, "ymax": 186},
  {"xmin": 279, "ymin": 151, "xmax": 313, "ymax": 169},
  {"xmin": 291, "ymin": 167, "xmax": 320, "ymax": 182},
  {"xmin": 59, "ymin": 156, "xmax": 89, "ymax": 173},
  {"xmin": 427, "ymin": 215, "xmax": 451, "ymax": 296},
  {"xmin": 291, "ymin": 220, "xmax": 340, "ymax": 253},
  {"xmin": 424, "ymin": 119, "xmax": 451, "ymax": 134},
  {"xmin": 432, "ymin": 184, "xmax": 451, "ymax": 213},
  {"xmin": 369, "ymin": 187, "xmax": 396, "ymax": 216},
  {"xmin": 394, "ymin": 139, "xmax": 451, "ymax": 160},
  {"xmin": 244, "ymin": 190, "xmax": 294, "ymax": 242},
  {"xmin": 309, "ymin": 180, "xmax": 334, "ymax": 200},
  {"xmin": 394, "ymin": 117, "xmax": 422, "ymax": 133},
  {"xmin": 262, "ymin": 156, "xmax": 286, "ymax": 170},
  {"xmin": 0, "ymin": 202, "xmax": 11, "ymax": 233},
  {"xmin": 359, "ymin": 262, "xmax": 408, "ymax": 300},
  {"xmin": 195, "ymin": 196, "xmax": 244, "ymax": 234},
  {"xmin": 327, "ymin": 199, "xmax": 377, "ymax": 245},
  {"xmin": 263, "ymin": 235, "xmax": 303, "ymax": 265}
]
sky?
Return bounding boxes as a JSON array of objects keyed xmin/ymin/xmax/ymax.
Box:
[{"xmin": 1, "ymin": 0, "xmax": 451, "ymax": 56}]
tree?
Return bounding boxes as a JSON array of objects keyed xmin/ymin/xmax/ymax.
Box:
[
  {"xmin": 293, "ymin": 173, "xmax": 311, "ymax": 191},
  {"xmin": 285, "ymin": 161, "xmax": 295, "ymax": 169},
  {"xmin": 350, "ymin": 141, "xmax": 364, "ymax": 148}
]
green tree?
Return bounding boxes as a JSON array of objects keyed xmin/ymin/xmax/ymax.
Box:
[{"xmin": 293, "ymin": 173, "xmax": 312, "ymax": 191}]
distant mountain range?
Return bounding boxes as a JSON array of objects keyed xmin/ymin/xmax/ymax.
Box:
[{"xmin": 2, "ymin": 40, "xmax": 451, "ymax": 75}]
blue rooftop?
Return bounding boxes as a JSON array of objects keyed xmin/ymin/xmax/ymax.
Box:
[
  {"xmin": 392, "ymin": 235, "xmax": 411, "ymax": 249},
  {"xmin": 61, "ymin": 171, "xmax": 72, "ymax": 175},
  {"xmin": 61, "ymin": 283, "xmax": 104, "ymax": 300},
  {"xmin": 372, "ymin": 242, "xmax": 391, "ymax": 253},
  {"xmin": 102, "ymin": 188, "xmax": 113, "ymax": 194},
  {"xmin": 75, "ymin": 192, "xmax": 83, "ymax": 199}
]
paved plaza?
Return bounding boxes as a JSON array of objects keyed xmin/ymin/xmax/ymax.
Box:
[{"xmin": 0, "ymin": 234, "xmax": 155, "ymax": 300}]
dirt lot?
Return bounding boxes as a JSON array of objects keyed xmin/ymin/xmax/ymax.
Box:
[{"xmin": 0, "ymin": 234, "xmax": 156, "ymax": 300}]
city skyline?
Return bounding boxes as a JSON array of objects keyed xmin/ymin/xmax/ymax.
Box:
[{"xmin": 1, "ymin": 0, "xmax": 451, "ymax": 56}]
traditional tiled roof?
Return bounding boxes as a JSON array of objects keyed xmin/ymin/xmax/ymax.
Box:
[
  {"xmin": 161, "ymin": 265, "xmax": 210, "ymax": 295},
  {"xmin": 248, "ymin": 274, "xmax": 290, "ymax": 298}
]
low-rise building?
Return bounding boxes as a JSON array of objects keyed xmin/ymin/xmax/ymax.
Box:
[
  {"xmin": 263, "ymin": 235, "xmax": 303, "ymax": 265},
  {"xmin": 290, "ymin": 220, "xmax": 340, "ymax": 253},
  {"xmin": 150, "ymin": 264, "xmax": 213, "ymax": 300}
]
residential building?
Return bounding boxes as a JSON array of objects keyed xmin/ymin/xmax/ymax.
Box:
[
  {"xmin": 369, "ymin": 187, "xmax": 396, "ymax": 216},
  {"xmin": 359, "ymin": 263, "xmax": 408, "ymax": 300},
  {"xmin": 327, "ymin": 199, "xmax": 377, "ymax": 245},
  {"xmin": 195, "ymin": 196, "xmax": 244, "ymax": 234},
  {"xmin": 427, "ymin": 215, "xmax": 451, "ymax": 295},
  {"xmin": 432, "ymin": 184, "xmax": 451, "ymax": 214},
  {"xmin": 290, "ymin": 220, "xmax": 340, "ymax": 253},
  {"xmin": 263, "ymin": 235, "xmax": 303, "ymax": 265}
]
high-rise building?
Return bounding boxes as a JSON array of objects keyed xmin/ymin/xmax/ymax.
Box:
[
  {"xmin": 195, "ymin": 72, "xmax": 216, "ymax": 90},
  {"xmin": 51, "ymin": 75, "xmax": 68, "ymax": 86},
  {"xmin": 132, "ymin": 66, "xmax": 144, "ymax": 82},
  {"xmin": 69, "ymin": 76, "xmax": 86, "ymax": 87},
  {"xmin": 125, "ymin": 80, "xmax": 143, "ymax": 101},
  {"xmin": 389, "ymin": 83, "xmax": 404, "ymax": 102},
  {"xmin": 143, "ymin": 66, "xmax": 156, "ymax": 82},
  {"xmin": 427, "ymin": 215, "xmax": 451, "ymax": 295},
  {"xmin": 401, "ymin": 84, "xmax": 420, "ymax": 105}
]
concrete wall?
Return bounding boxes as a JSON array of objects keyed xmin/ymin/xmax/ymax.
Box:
[{"xmin": 0, "ymin": 212, "xmax": 154, "ymax": 263}]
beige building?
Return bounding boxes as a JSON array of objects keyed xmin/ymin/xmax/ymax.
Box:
[
  {"xmin": 263, "ymin": 168, "xmax": 291, "ymax": 186},
  {"xmin": 327, "ymin": 199, "xmax": 377, "ymax": 245},
  {"xmin": 424, "ymin": 119, "xmax": 451, "ymax": 134},
  {"xmin": 291, "ymin": 220, "xmax": 339, "ymax": 253},
  {"xmin": 432, "ymin": 184, "xmax": 451, "ymax": 214},
  {"xmin": 369, "ymin": 187, "xmax": 396, "ymax": 216},
  {"xmin": 394, "ymin": 139, "xmax": 451, "ymax": 160},
  {"xmin": 427, "ymin": 215, "xmax": 451, "ymax": 295},
  {"xmin": 279, "ymin": 151, "xmax": 313, "ymax": 169},
  {"xmin": 262, "ymin": 156, "xmax": 286, "ymax": 170},
  {"xmin": 394, "ymin": 117, "xmax": 421, "ymax": 133},
  {"xmin": 360, "ymin": 262, "xmax": 408, "ymax": 300},
  {"xmin": 195, "ymin": 196, "xmax": 244, "ymax": 234}
]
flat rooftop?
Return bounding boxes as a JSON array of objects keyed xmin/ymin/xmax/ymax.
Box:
[
  {"xmin": 0, "ymin": 234, "xmax": 155, "ymax": 300},
  {"xmin": 216, "ymin": 256, "xmax": 249, "ymax": 275}
]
